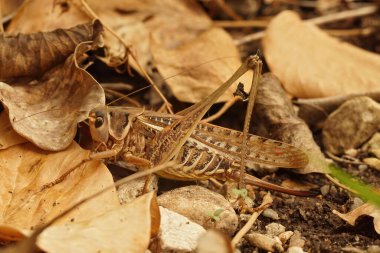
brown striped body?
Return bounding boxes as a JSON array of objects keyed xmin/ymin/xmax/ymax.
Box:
[{"xmin": 89, "ymin": 106, "xmax": 308, "ymax": 181}]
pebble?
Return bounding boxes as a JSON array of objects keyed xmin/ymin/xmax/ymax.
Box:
[
  {"xmin": 265, "ymin": 223, "xmax": 286, "ymax": 236},
  {"xmin": 158, "ymin": 207, "xmax": 206, "ymax": 253},
  {"xmin": 246, "ymin": 233, "xmax": 284, "ymax": 252},
  {"xmin": 323, "ymin": 97, "xmax": 380, "ymax": 154},
  {"xmin": 263, "ymin": 208, "xmax": 280, "ymax": 220},
  {"xmin": 320, "ymin": 185, "xmax": 330, "ymax": 196},
  {"xmin": 158, "ymin": 186, "xmax": 238, "ymax": 236},
  {"xmin": 351, "ymin": 197, "xmax": 364, "ymax": 211},
  {"xmin": 278, "ymin": 231, "xmax": 294, "ymax": 244}
]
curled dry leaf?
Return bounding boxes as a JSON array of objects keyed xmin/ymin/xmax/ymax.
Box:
[
  {"xmin": 7, "ymin": 0, "xmax": 128, "ymax": 69},
  {"xmin": 333, "ymin": 203, "xmax": 380, "ymax": 234},
  {"xmin": 38, "ymin": 191, "xmax": 159, "ymax": 253},
  {"xmin": 0, "ymin": 142, "xmax": 119, "ymax": 236},
  {"xmin": 252, "ymin": 73, "xmax": 326, "ymax": 173},
  {"xmin": 0, "ymin": 21, "xmax": 105, "ymax": 151},
  {"xmin": 262, "ymin": 11, "xmax": 380, "ymax": 98}
]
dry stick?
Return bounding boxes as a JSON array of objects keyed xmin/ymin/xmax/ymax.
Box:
[
  {"xmin": 0, "ymin": 0, "xmax": 3, "ymax": 33},
  {"xmin": 79, "ymin": 0, "xmax": 174, "ymax": 114},
  {"xmin": 231, "ymin": 193, "xmax": 273, "ymax": 248},
  {"xmin": 213, "ymin": 19, "xmax": 269, "ymax": 28},
  {"xmin": 239, "ymin": 57, "xmax": 262, "ymax": 188},
  {"xmin": 214, "ymin": 0, "xmax": 243, "ymax": 21},
  {"xmin": 235, "ymin": 4, "xmax": 378, "ymax": 45}
]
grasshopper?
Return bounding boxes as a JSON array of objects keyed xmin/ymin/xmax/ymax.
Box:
[{"xmin": 88, "ymin": 55, "xmax": 315, "ymax": 196}]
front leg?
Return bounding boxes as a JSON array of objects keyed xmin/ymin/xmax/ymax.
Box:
[{"xmin": 89, "ymin": 141, "xmax": 124, "ymax": 160}]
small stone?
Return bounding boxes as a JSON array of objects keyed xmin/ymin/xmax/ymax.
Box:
[
  {"xmin": 263, "ymin": 208, "xmax": 280, "ymax": 220},
  {"xmin": 320, "ymin": 185, "xmax": 330, "ymax": 196},
  {"xmin": 246, "ymin": 233, "xmax": 284, "ymax": 252},
  {"xmin": 351, "ymin": 197, "xmax": 364, "ymax": 211},
  {"xmin": 323, "ymin": 97, "xmax": 380, "ymax": 155},
  {"xmin": 278, "ymin": 231, "xmax": 294, "ymax": 244},
  {"xmin": 288, "ymin": 246, "xmax": 306, "ymax": 253},
  {"xmin": 329, "ymin": 185, "xmax": 338, "ymax": 195},
  {"xmin": 358, "ymin": 164, "xmax": 368, "ymax": 173},
  {"xmin": 364, "ymin": 157, "xmax": 380, "ymax": 172},
  {"xmin": 158, "ymin": 186, "xmax": 238, "ymax": 236},
  {"xmin": 289, "ymin": 231, "xmax": 305, "ymax": 248},
  {"xmin": 265, "ymin": 223, "xmax": 286, "ymax": 236},
  {"xmin": 345, "ymin": 148, "xmax": 358, "ymax": 157},
  {"xmin": 158, "ymin": 207, "xmax": 206, "ymax": 253}
]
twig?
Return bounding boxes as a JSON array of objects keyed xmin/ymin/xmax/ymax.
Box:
[
  {"xmin": 0, "ymin": 0, "xmax": 3, "ymax": 33},
  {"xmin": 213, "ymin": 19, "xmax": 269, "ymax": 28},
  {"xmin": 325, "ymin": 151, "xmax": 365, "ymax": 166},
  {"xmin": 235, "ymin": 5, "xmax": 378, "ymax": 45},
  {"xmin": 213, "ymin": 0, "xmax": 243, "ymax": 21},
  {"xmin": 231, "ymin": 193, "xmax": 273, "ymax": 248},
  {"xmin": 100, "ymin": 83, "xmax": 133, "ymax": 91}
]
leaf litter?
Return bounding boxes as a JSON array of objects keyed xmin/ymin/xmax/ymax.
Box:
[{"xmin": 0, "ymin": 1, "xmax": 379, "ymax": 252}]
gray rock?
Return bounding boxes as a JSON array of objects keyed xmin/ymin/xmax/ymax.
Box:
[
  {"xmin": 158, "ymin": 186, "xmax": 238, "ymax": 236},
  {"xmin": 323, "ymin": 97, "xmax": 380, "ymax": 154}
]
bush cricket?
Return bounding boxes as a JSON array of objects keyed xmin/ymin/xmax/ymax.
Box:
[{"xmin": 87, "ymin": 55, "xmax": 315, "ymax": 196}]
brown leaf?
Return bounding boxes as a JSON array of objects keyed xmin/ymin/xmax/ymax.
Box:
[
  {"xmin": 0, "ymin": 142, "xmax": 119, "ymax": 235},
  {"xmin": 262, "ymin": 11, "xmax": 380, "ymax": 98},
  {"xmin": 37, "ymin": 192, "xmax": 159, "ymax": 253},
  {"xmin": 147, "ymin": 0, "xmax": 252, "ymax": 103},
  {"xmin": 89, "ymin": 0, "xmax": 251, "ymax": 102},
  {"xmin": 0, "ymin": 112, "xmax": 27, "ymax": 150},
  {"xmin": 151, "ymin": 27, "xmax": 252, "ymax": 103},
  {"xmin": 252, "ymin": 73, "xmax": 326, "ymax": 173},
  {"xmin": 333, "ymin": 203, "xmax": 380, "ymax": 234},
  {"xmin": 0, "ymin": 22, "xmax": 105, "ymax": 151}
]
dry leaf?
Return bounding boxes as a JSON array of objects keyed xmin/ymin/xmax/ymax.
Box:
[
  {"xmin": 88, "ymin": 0, "xmax": 252, "ymax": 102},
  {"xmin": 6, "ymin": 0, "xmax": 128, "ymax": 68},
  {"xmin": 147, "ymin": 0, "xmax": 252, "ymax": 103},
  {"xmin": 0, "ymin": 112, "xmax": 27, "ymax": 150},
  {"xmin": 252, "ymin": 73, "xmax": 326, "ymax": 173},
  {"xmin": 0, "ymin": 0, "xmax": 24, "ymax": 18},
  {"xmin": 262, "ymin": 11, "xmax": 380, "ymax": 98},
  {"xmin": 333, "ymin": 203, "xmax": 380, "ymax": 234},
  {"xmin": 197, "ymin": 230, "xmax": 233, "ymax": 253},
  {"xmin": 37, "ymin": 192, "xmax": 159, "ymax": 253},
  {"xmin": 0, "ymin": 21, "xmax": 105, "ymax": 151},
  {"xmin": 0, "ymin": 142, "xmax": 119, "ymax": 236}
]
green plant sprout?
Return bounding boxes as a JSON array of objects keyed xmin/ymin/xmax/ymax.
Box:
[
  {"xmin": 232, "ymin": 188, "xmax": 254, "ymax": 206},
  {"xmin": 207, "ymin": 208, "xmax": 225, "ymax": 222}
]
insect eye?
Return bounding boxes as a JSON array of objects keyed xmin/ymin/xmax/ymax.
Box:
[{"xmin": 94, "ymin": 117, "xmax": 104, "ymax": 128}]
